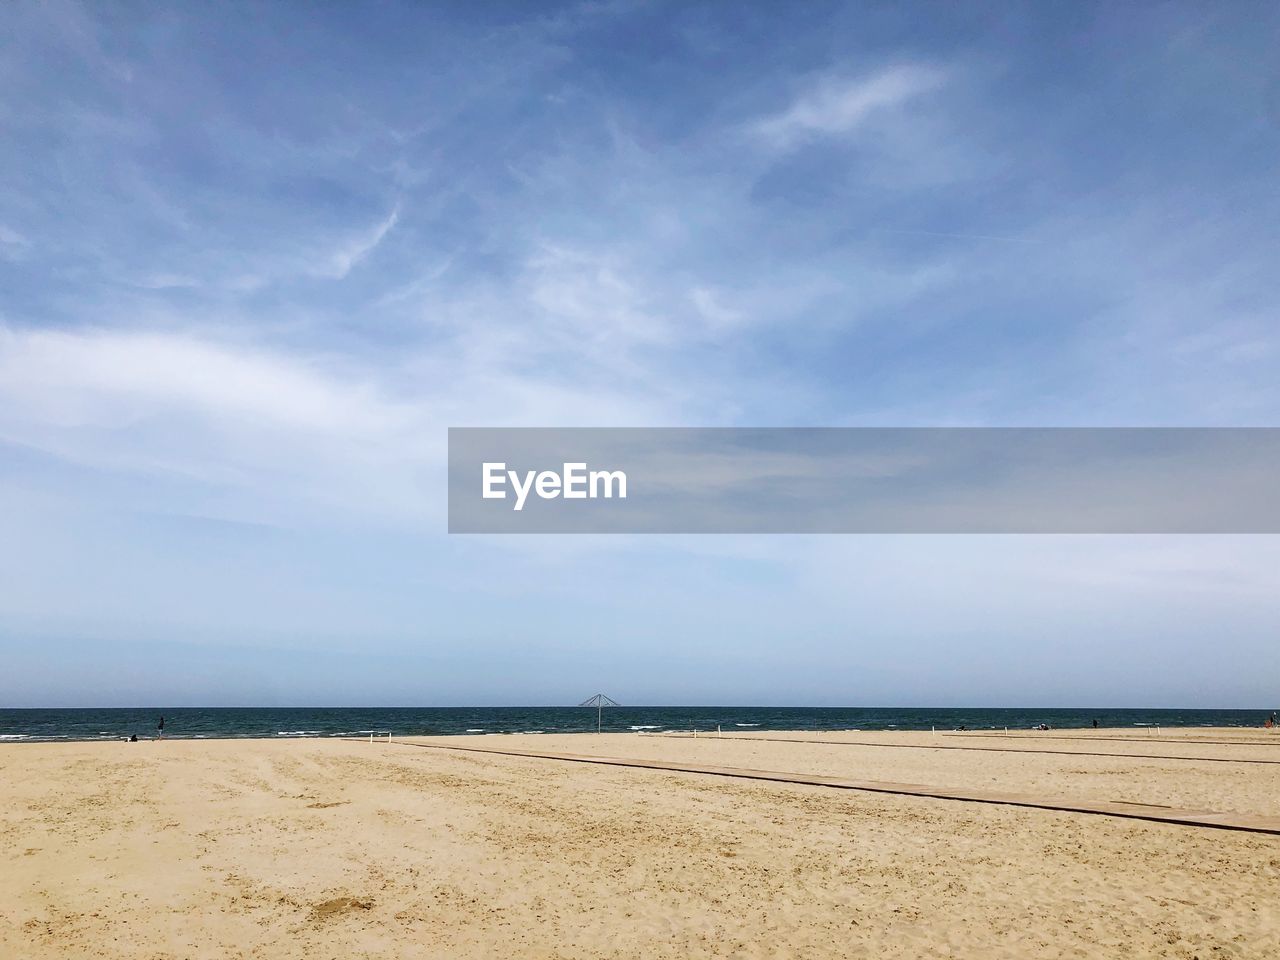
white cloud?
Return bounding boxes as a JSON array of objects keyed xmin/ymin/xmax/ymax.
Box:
[
  {"xmin": 753, "ymin": 64, "xmax": 946, "ymax": 150},
  {"xmin": 0, "ymin": 313, "xmax": 692, "ymax": 527},
  {"xmin": 0, "ymin": 224, "xmax": 30, "ymax": 260},
  {"xmin": 320, "ymin": 202, "xmax": 401, "ymax": 280},
  {"xmin": 524, "ymin": 244, "xmax": 670, "ymax": 348},
  {"xmin": 689, "ymin": 286, "xmax": 741, "ymax": 331},
  {"xmin": 0, "ymin": 326, "xmax": 402, "ymax": 435},
  {"xmin": 0, "ymin": 325, "xmax": 433, "ymax": 524},
  {"xmin": 130, "ymin": 273, "xmax": 201, "ymax": 291}
]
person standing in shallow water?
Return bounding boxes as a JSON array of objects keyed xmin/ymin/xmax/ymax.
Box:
[{"xmin": 156, "ymin": 716, "xmax": 165, "ymax": 740}]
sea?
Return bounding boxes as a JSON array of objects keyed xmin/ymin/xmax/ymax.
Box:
[{"xmin": 0, "ymin": 706, "xmax": 1269, "ymax": 743}]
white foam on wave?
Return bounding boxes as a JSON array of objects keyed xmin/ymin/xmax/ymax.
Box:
[
  {"xmin": 465, "ymin": 728, "xmax": 486, "ymax": 733},
  {"xmin": 734, "ymin": 723, "xmax": 760, "ymax": 727},
  {"xmin": 276, "ymin": 730, "xmax": 322, "ymax": 737},
  {"xmin": 0, "ymin": 734, "xmax": 30, "ymax": 740},
  {"xmin": 630, "ymin": 725, "xmax": 661, "ymax": 730}
]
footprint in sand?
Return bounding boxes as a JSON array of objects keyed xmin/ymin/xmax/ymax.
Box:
[{"xmin": 311, "ymin": 897, "xmax": 373, "ymax": 920}]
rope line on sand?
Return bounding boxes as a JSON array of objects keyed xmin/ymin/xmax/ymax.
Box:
[
  {"xmin": 653, "ymin": 733, "xmax": 1280, "ymax": 765},
  {"xmin": 944, "ymin": 732, "xmax": 1280, "ymax": 747},
  {"xmin": 384, "ymin": 739, "xmax": 1280, "ymax": 836}
]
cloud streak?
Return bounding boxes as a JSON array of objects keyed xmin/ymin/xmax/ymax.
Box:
[
  {"xmin": 752, "ymin": 64, "xmax": 946, "ymax": 150},
  {"xmin": 320, "ymin": 202, "xmax": 402, "ymax": 280}
]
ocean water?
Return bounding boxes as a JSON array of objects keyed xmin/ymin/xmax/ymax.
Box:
[{"xmin": 0, "ymin": 706, "xmax": 1269, "ymax": 743}]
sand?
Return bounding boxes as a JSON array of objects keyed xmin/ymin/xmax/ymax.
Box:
[{"xmin": 3, "ymin": 729, "xmax": 1279, "ymax": 958}]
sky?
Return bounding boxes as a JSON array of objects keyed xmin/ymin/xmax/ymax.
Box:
[{"xmin": 1, "ymin": 1, "xmax": 1279, "ymax": 708}]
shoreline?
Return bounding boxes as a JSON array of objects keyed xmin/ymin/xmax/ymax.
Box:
[{"xmin": 3, "ymin": 721, "xmax": 1277, "ymax": 745}]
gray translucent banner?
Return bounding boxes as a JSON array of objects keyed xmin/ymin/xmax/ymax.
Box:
[{"xmin": 447, "ymin": 428, "xmax": 1280, "ymax": 533}]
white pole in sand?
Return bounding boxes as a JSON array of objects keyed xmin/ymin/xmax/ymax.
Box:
[
  {"xmin": 717, "ymin": 724, "xmax": 722, "ymax": 738},
  {"xmin": 579, "ymin": 694, "xmax": 619, "ymax": 734}
]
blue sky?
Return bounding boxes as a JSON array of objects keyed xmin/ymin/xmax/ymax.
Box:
[{"xmin": 1, "ymin": 1, "xmax": 1278, "ymax": 707}]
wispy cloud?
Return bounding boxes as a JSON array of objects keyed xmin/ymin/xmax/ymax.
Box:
[
  {"xmin": 0, "ymin": 325, "xmax": 431, "ymax": 526},
  {"xmin": 319, "ymin": 202, "xmax": 402, "ymax": 280},
  {"xmin": 871, "ymin": 228, "xmax": 1042, "ymax": 245},
  {"xmin": 752, "ymin": 64, "xmax": 946, "ymax": 150},
  {"xmin": 0, "ymin": 327, "xmax": 401, "ymax": 435},
  {"xmin": 0, "ymin": 224, "xmax": 29, "ymax": 259}
]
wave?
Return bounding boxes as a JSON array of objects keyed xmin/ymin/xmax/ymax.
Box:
[
  {"xmin": 276, "ymin": 730, "xmax": 322, "ymax": 737},
  {"xmin": 630, "ymin": 725, "xmax": 661, "ymax": 730}
]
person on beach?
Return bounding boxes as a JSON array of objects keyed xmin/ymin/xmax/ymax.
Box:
[
  {"xmin": 1093, "ymin": 719, "xmax": 1099, "ymax": 729},
  {"xmin": 157, "ymin": 716, "xmax": 165, "ymax": 740}
]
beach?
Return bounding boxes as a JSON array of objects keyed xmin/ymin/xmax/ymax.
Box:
[{"xmin": 3, "ymin": 729, "xmax": 1279, "ymax": 958}]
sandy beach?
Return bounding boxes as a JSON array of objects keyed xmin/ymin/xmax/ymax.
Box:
[{"xmin": 4, "ymin": 729, "xmax": 1279, "ymax": 958}]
